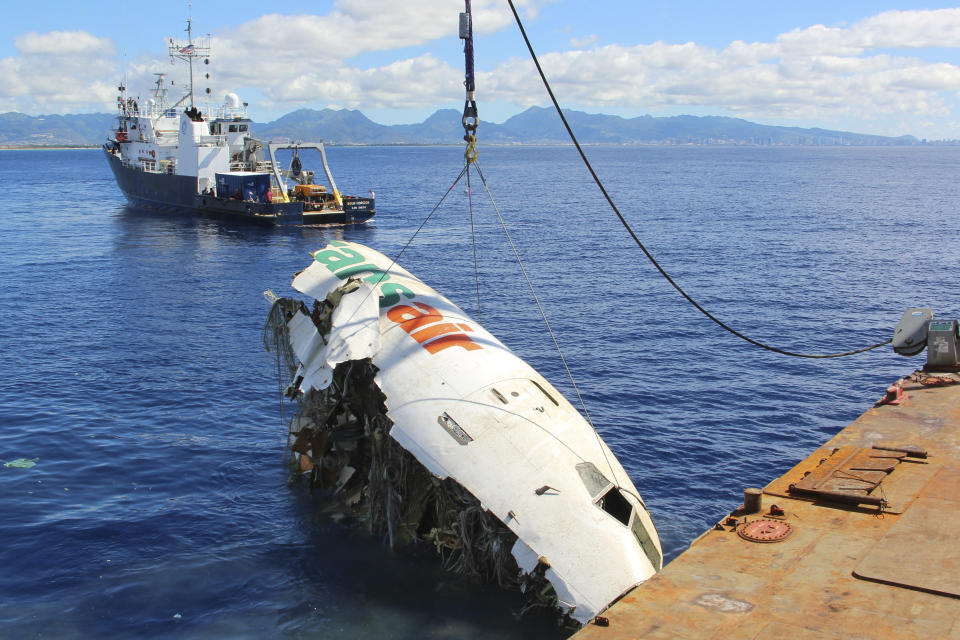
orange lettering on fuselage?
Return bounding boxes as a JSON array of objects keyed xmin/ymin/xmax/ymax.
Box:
[
  {"xmin": 423, "ymin": 335, "xmax": 482, "ymax": 354},
  {"xmin": 386, "ymin": 302, "xmax": 482, "ymax": 354}
]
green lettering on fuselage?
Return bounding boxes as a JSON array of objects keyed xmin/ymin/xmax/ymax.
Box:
[
  {"xmin": 379, "ymin": 282, "xmax": 416, "ymax": 307},
  {"xmin": 316, "ymin": 245, "xmax": 414, "ymax": 307},
  {"xmin": 313, "ymin": 247, "xmax": 364, "ymax": 271}
]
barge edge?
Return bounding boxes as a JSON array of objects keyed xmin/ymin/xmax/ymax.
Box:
[{"xmin": 575, "ymin": 370, "xmax": 960, "ymax": 640}]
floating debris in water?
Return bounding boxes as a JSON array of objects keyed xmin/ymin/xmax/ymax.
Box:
[
  {"xmin": 264, "ymin": 241, "xmax": 662, "ymax": 625},
  {"xmin": 4, "ymin": 458, "xmax": 38, "ymax": 469}
]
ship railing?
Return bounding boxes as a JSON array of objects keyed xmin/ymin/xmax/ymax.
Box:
[
  {"xmin": 196, "ymin": 135, "xmax": 228, "ymax": 147},
  {"xmin": 212, "ymin": 105, "xmax": 249, "ymax": 120},
  {"xmin": 226, "ymin": 160, "xmax": 277, "ymax": 173}
]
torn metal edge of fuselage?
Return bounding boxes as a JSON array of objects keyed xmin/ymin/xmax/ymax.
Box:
[{"xmin": 272, "ymin": 240, "xmax": 663, "ymax": 624}]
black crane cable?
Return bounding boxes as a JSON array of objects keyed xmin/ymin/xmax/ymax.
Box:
[{"xmin": 505, "ymin": 0, "xmax": 891, "ymax": 359}]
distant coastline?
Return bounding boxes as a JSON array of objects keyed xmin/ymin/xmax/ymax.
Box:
[
  {"xmin": 3, "ymin": 106, "xmax": 953, "ymax": 148},
  {"xmin": 4, "ymin": 141, "xmax": 960, "ymax": 150}
]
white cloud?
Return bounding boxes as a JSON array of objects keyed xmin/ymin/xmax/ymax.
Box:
[
  {"xmin": 569, "ymin": 34, "xmax": 597, "ymax": 49},
  {"xmin": 258, "ymin": 54, "xmax": 460, "ymax": 109},
  {"xmin": 852, "ymin": 8, "xmax": 960, "ymax": 49},
  {"xmin": 0, "ymin": 30, "xmax": 117, "ymax": 112},
  {"xmin": 14, "ymin": 30, "xmax": 113, "ymax": 56},
  {"xmin": 212, "ymin": 0, "xmax": 550, "ymax": 63},
  {"xmin": 474, "ymin": 7, "xmax": 960, "ymax": 134},
  {"xmin": 3, "ymin": 4, "xmax": 960, "ymax": 138}
]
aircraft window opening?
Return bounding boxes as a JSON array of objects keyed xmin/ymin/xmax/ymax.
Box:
[
  {"xmin": 631, "ymin": 510, "xmax": 662, "ymax": 570},
  {"xmin": 597, "ymin": 487, "xmax": 632, "ymax": 526},
  {"xmin": 576, "ymin": 461, "xmax": 611, "ymax": 499},
  {"xmin": 576, "ymin": 462, "xmax": 635, "ymax": 527}
]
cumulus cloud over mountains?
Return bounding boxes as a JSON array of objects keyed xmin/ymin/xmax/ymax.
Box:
[{"xmin": 1, "ymin": 3, "xmax": 958, "ymax": 137}]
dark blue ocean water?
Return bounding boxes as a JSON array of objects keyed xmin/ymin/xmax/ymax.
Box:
[{"xmin": 1, "ymin": 144, "xmax": 958, "ymax": 638}]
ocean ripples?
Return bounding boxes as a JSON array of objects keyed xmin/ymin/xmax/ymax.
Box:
[{"xmin": 1, "ymin": 145, "xmax": 959, "ymax": 637}]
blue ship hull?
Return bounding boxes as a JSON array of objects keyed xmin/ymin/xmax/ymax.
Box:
[{"xmin": 104, "ymin": 147, "xmax": 374, "ymax": 225}]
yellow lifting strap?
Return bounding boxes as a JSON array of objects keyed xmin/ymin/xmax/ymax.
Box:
[{"xmin": 464, "ymin": 134, "xmax": 478, "ymax": 164}]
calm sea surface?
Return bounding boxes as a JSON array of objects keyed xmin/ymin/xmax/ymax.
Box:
[{"xmin": 1, "ymin": 144, "xmax": 959, "ymax": 638}]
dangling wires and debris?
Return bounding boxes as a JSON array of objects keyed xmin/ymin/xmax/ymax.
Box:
[
  {"xmin": 262, "ymin": 240, "xmax": 662, "ymax": 626},
  {"xmin": 264, "ymin": 287, "xmax": 529, "ymax": 589}
]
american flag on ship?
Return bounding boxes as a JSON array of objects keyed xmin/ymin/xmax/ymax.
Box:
[{"xmin": 179, "ymin": 44, "xmax": 195, "ymax": 54}]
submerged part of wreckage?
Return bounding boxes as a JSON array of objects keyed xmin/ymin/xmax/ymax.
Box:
[{"xmin": 263, "ymin": 240, "xmax": 662, "ymax": 624}]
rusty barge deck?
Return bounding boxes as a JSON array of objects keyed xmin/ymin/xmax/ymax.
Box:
[{"xmin": 576, "ymin": 370, "xmax": 960, "ymax": 640}]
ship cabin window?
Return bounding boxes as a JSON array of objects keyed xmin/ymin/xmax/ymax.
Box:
[
  {"xmin": 210, "ymin": 123, "xmax": 221, "ymax": 135},
  {"xmin": 238, "ymin": 124, "xmax": 248, "ymax": 132},
  {"xmin": 228, "ymin": 124, "xmax": 238, "ymax": 132}
]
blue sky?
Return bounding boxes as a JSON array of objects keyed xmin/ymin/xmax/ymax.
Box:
[{"xmin": 3, "ymin": 1, "xmax": 960, "ymax": 139}]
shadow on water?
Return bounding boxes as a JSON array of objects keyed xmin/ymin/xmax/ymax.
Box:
[
  {"xmin": 115, "ymin": 203, "xmax": 384, "ymax": 247},
  {"xmin": 260, "ymin": 490, "xmax": 575, "ymax": 640}
]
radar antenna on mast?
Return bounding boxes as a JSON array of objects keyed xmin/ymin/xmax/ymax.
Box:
[{"xmin": 167, "ymin": 7, "xmax": 211, "ymax": 110}]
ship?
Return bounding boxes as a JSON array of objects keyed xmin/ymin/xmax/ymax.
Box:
[{"xmin": 103, "ymin": 20, "xmax": 374, "ymax": 226}]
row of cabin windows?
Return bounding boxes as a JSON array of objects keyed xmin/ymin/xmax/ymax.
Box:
[{"xmin": 209, "ymin": 123, "xmax": 249, "ymax": 135}]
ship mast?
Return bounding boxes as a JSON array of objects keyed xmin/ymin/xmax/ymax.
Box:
[
  {"xmin": 186, "ymin": 16, "xmax": 195, "ymax": 108},
  {"xmin": 167, "ymin": 8, "xmax": 210, "ymax": 112}
]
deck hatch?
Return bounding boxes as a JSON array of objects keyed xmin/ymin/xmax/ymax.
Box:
[{"xmin": 787, "ymin": 446, "xmax": 908, "ymax": 507}]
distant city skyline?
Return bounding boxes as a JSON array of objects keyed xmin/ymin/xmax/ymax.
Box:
[{"xmin": 2, "ymin": 1, "xmax": 960, "ymax": 139}]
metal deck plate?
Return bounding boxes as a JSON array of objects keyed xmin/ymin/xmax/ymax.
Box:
[
  {"xmin": 764, "ymin": 445, "xmax": 938, "ymax": 514},
  {"xmin": 853, "ymin": 466, "xmax": 960, "ymax": 598}
]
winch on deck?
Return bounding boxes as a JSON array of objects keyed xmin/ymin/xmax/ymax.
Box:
[{"xmin": 893, "ymin": 308, "xmax": 960, "ymax": 370}]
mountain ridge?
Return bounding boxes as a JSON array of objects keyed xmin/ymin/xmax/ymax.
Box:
[{"xmin": 0, "ymin": 106, "xmax": 925, "ymax": 147}]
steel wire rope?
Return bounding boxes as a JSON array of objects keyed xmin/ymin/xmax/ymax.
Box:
[
  {"xmin": 471, "ymin": 159, "xmax": 622, "ymax": 487},
  {"xmin": 327, "ymin": 157, "xmax": 626, "ymax": 490},
  {"xmin": 388, "ymin": 164, "xmax": 470, "ymax": 270},
  {"xmin": 505, "ymin": 0, "xmax": 891, "ymax": 359},
  {"xmin": 336, "ymin": 164, "xmax": 470, "ymax": 321},
  {"xmin": 304, "ymin": 164, "xmax": 471, "ymax": 368},
  {"xmin": 467, "ymin": 166, "xmax": 482, "ymax": 321}
]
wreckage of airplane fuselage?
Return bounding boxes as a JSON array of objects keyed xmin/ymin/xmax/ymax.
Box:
[{"xmin": 264, "ymin": 240, "xmax": 662, "ymax": 624}]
